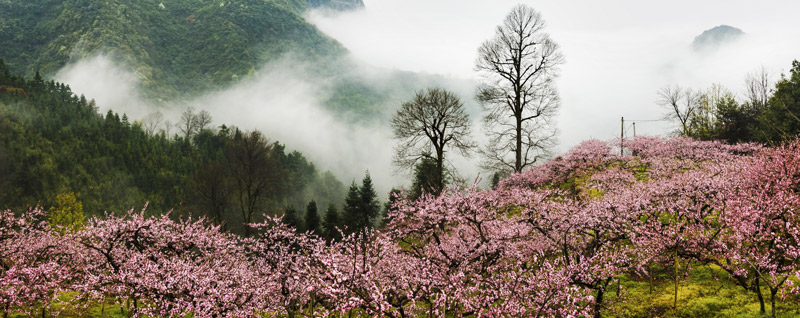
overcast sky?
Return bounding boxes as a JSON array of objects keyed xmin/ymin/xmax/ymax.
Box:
[{"xmin": 308, "ymin": 0, "xmax": 800, "ymax": 151}]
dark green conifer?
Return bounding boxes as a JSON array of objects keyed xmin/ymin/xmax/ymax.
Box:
[
  {"xmin": 342, "ymin": 181, "xmax": 361, "ymax": 234},
  {"xmin": 282, "ymin": 206, "xmax": 301, "ymax": 231},
  {"xmin": 323, "ymin": 204, "xmax": 341, "ymax": 242},
  {"xmin": 305, "ymin": 200, "xmax": 320, "ymax": 234},
  {"xmin": 358, "ymin": 172, "xmax": 380, "ymax": 228}
]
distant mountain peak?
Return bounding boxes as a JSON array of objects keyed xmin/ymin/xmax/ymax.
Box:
[
  {"xmin": 307, "ymin": 0, "xmax": 364, "ymax": 11},
  {"xmin": 692, "ymin": 25, "xmax": 744, "ymax": 50}
]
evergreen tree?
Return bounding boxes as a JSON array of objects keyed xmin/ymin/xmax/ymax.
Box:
[
  {"xmin": 282, "ymin": 206, "xmax": 301, "ymax": 231},
  {"xmin": 323, "ymin": 204, "xmax": 341, "ymax": 242},
  {"xmin": 305, "ymin": 200, "xmax": 320, "ymax": 235},
  {"xmin": 343, "ymin": 172, "xmax": 380, "ymax": 234},
  {"xmin": 410, "ymin": 157, "xmax": 440, "ymax": 200},
  {"xmin": 358, "ymin": 172, "xmax": 381, "ymax": 229},
  {"xmin": 342, "ymin": 181, "xmax": 361, "ymax": 234}
]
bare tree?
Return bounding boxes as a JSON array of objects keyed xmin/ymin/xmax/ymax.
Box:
[
  {"xmin": 391, "ymin": 87, "xmax": 474, "ymax": 195},
  {"xmin": 141, "ymin": 111, "xmax": 164, "ymax": 136},
  {"xmin": 195, "ymin": 109, "xmax": 213, "ymax": 132},
  {"xmin": 658, "ymin": 86, "xmax": 702, "ymax": 136},
  {"xmin": 744, "ymin": 66, "xmax": 772, "ymax": 109},
  {"xmin": 163, "ymin": 120, "xmax": 173, "ymax": 137},
  {"xmin": 179, "ymin": 107, "xmax": 198, "ymax": 138},
  {"xmin": 476, "ymin": 4, "xmax": 564, "ymax": 173}
]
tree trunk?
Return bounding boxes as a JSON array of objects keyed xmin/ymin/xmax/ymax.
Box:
[
  {"xmin": 594, "ymin": 288, "xmax": 604, "ymax": 318},
  {"xmin": 515, "ymin": 117, "xmax": 522, "ymax": 172},
  {"xmin": 770, "ymin": 287, "xmax": 777, "ymax": 318},
  {"xmin": 429, "ymin": 301, "xmax": 434, "ymax": 318},
  {"xmin": 755, "ymin": 277, "xmax": 766, "ymax": 314},
  {"xmin": 435, "ymin": 149, "xmax": 444, "ymax": 196},
  {"xmin": 308, "ymin": 292, "xmax": 315, "ymax": 318}
]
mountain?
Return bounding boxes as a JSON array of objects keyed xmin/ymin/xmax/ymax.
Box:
[
  {"xmin": 692, "ymin": 25, "xmax": 744, "ymax": 51},
  {"xmin": 0, "ymin": 0, "xmax": 347, "ymax": 100}
]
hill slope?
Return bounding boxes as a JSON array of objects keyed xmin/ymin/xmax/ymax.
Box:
[
  {"xmin": 0, "ymin": 61, "xmax": 346, "ymax": 231},
  {"xmin": 0, "ymin": 0, "xmax": 346, "ymax": 100}
]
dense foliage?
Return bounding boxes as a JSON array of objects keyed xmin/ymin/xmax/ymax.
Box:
[
  {"xmin": 0, "ymin": 60, "xmax": 345, "ymax": 235},
  {"xmin": 2, "ymin": 136, "xmax": 799, "ymax": 317},
  {"xmin": 0, "ymin": 0, "xmax": 346, "ymax": 99}
]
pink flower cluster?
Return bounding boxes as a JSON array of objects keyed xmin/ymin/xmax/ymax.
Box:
[{"xmin": 1, "ymin": 136, "xmax": 798, "ymax": 317}]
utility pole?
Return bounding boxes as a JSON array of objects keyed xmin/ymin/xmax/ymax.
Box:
[
  {"xmin": 633, "ymin": 122, "xmax": 636, "ymax": 138},
  {"xmin": 620, "ymin": 117, "xmax": 624, "ymax": 156}
]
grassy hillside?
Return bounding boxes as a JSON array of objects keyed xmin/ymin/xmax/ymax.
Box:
[{"xmin": 0, "ymin": 0, "xmax": 346, "ymax": 100}]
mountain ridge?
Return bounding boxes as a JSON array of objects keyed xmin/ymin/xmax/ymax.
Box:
[{"xmin": 0, "ymin": 0, "xmax": 348, "ymax": 100}]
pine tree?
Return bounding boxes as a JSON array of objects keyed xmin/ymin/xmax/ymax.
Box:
[
  {"xmin": 282, "ymin": 206, "xmax": 301, "ymax": 231},
  {"xmin": 342, "ymin": 172, "xmax": 381, "ymax": 235},
  {"xmin": 305, "ymin": 200, "xmax": 320, "ymax": 235},
  {"xmin": 410, "ymin": 157, "xmax": 440, "ymax": 200},
  {"xmin": 323, "ymin": 204, "xmax": 341, "ymax": 242},
  {"xmin": 342, "ymin": 181, "xmax": 361, "ymax": 234},
  {"xmin": 358, "ymin": 172, "xmax": 380, "ymax": 229}
]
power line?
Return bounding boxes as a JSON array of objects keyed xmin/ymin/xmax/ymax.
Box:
[
  {"xmin": 621, "ymin": 117, "xmax": 668, "ymax": 154},
  {"xmin": 625, "ymin": 119, "xmax": 666, "ymax": 122}
]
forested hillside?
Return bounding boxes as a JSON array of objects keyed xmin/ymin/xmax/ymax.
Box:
[
  {"xmin": 0, "ymin": 0, "xmax": 347, "ymax": 99},
  {"xmin": 0, "ymin": 61, "xmax": 345, "ymax": 235}
]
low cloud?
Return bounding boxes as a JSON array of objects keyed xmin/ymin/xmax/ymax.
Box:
[
  {"xmin": 308, "ymin": 0, "xmax": 800, "ymax": 151},
  {"xmin": 54, "ymin": 54, "xmax": 486, "ymax": 196}
]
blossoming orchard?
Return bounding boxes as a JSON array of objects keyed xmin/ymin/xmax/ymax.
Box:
[{"xmin": 2, "ymin": 137, "xmax": 800, "ymax": 317}]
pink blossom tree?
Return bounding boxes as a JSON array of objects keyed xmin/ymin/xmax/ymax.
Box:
[{"xmin": 0, "ymin": 208, "xmax": 78, "ymax": 318}]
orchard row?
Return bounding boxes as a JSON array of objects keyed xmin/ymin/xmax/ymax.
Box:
[{"xmin": 2, "ymin": 137, "xmax": 799, "ymax": 317}]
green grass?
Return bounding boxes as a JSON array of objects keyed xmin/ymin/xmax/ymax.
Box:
[{"xmin": 607, "ymin": 265, "xmax": 800, "ymax": 318}]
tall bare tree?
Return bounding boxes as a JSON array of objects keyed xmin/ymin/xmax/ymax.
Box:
[
  {"xmin": 658, "ymin": 86, "xmax": 702, "ymax": 136},
  {"xmin": 744, "ymin": 66, "xmax": 772, "ymax": 109},
  {"xmin": 195, "ymin": 109, "xmax": 213, "ymax": 132},
  {"xmin": 391, "ymin": 87, "xmax": 474, "ymax": 195},
  {"xmin": 141, "ymin": 111, "xmax": 164, "ymax": 136},
  {"xmin": 179, "ymin": 107, "xmax": 198, "ymax": 138},
  {"xmin": 180, "ymin": 107, "xmax": 214, "ymax": 139},
  {"xmin": 476, "ymin": 4, "xmax": 564, "ymax": 173}
]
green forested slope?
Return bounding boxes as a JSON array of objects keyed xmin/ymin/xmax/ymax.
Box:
[
  {"xmin": 0, "ymin": 61, "xmax": 345, "ymax": 234},
  {"xmin": 0, "ymin": 0, "xmax": 346, "ymax": 99}
]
